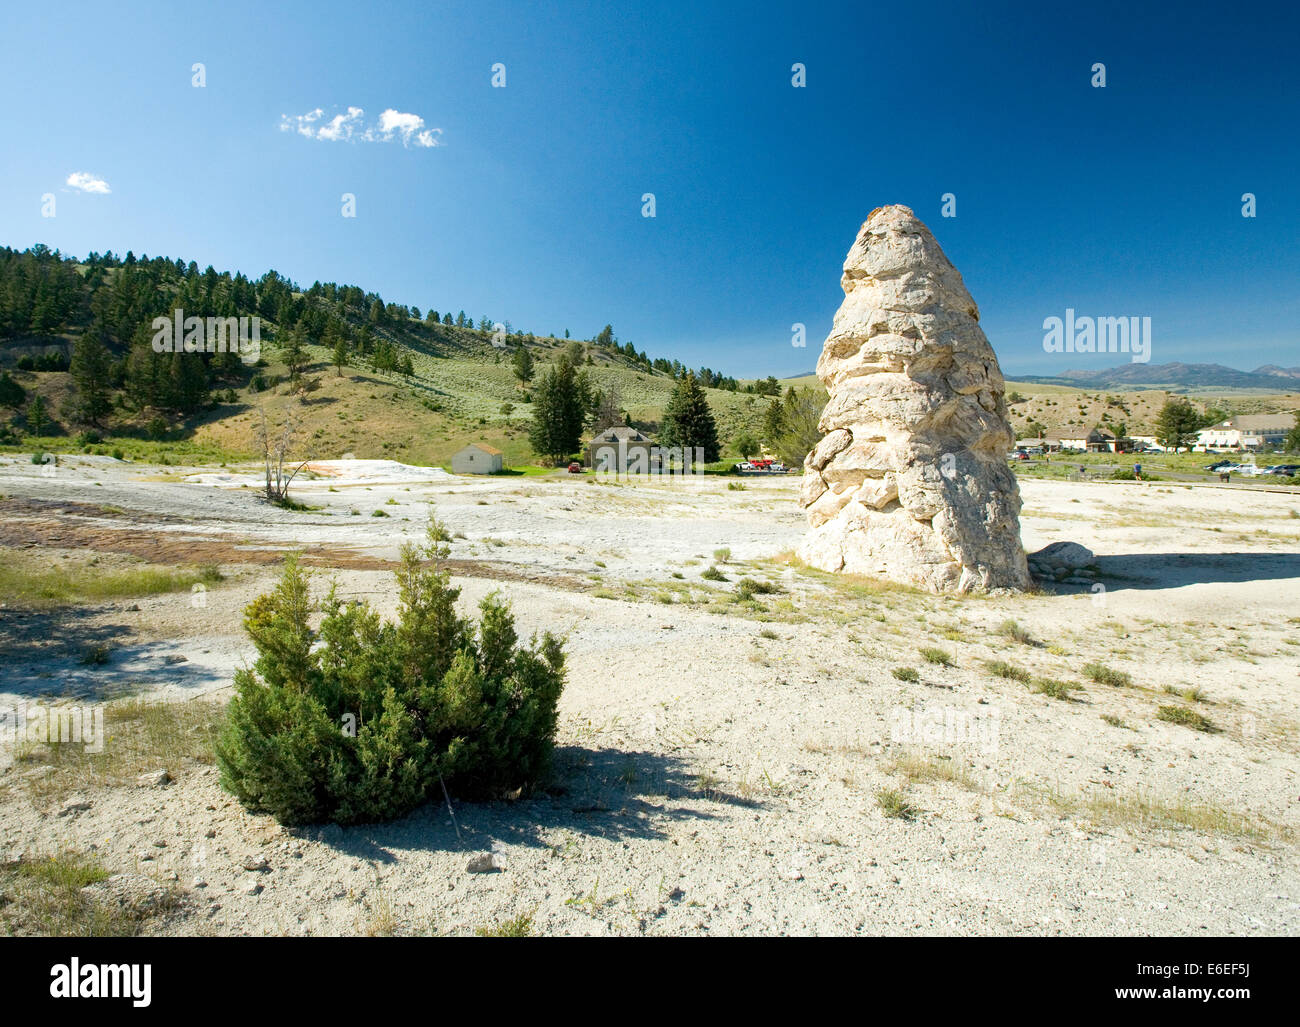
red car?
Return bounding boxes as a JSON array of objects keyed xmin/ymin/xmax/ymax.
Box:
[{"xmin": 567, "ymin": 462, "xmax": 582, "ymax": 473}]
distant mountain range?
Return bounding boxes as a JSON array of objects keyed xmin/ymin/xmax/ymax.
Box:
[{"xmin": 1005, "ymin": 362, "xmax": 1300, "ymax": 391}]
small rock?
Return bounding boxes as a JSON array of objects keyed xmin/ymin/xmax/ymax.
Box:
[
  {"xmin": 137, "ymin": 770, "xmax": 171, "ymax": 788},
  {"xmin": 204, "ymin": 829, "xmax": 216, "ymax": 838},
  {"xmin": 244, "ymin": 881, "xmax": 263, "ymax": 896},
  {"xmin": 466, "ymin": 852, "xmax": 504, "ymax": 874},
  {"xmin": 164, "ymin": 654, "xmax": 188, "ymax": 665},
  {"xmin": 1030, "ymin": 541, "xmax": 1095, "ymax": 571},
  {"xmin": 242, "ymin": 856, "xmax": 270, "ymax": 872},
  {"xmin": 192, "ymin": 878, "xmax": 208, "ymax": 889},
  {"xmin": 57, "ymin": 800, "xmax": 92, "ymax": 817}
]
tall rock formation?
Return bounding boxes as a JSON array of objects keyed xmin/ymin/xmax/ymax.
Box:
[{"xmin": 798, "ymin": 205, "xmax": 1030, "ymax": 593}]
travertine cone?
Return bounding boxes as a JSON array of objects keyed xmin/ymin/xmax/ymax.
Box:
[{"xmin": 797, "ymin": 205, "xmax": 1030, "ymax": 593}]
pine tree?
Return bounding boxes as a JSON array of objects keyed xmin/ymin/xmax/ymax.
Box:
[
  {"xmin": 69, "ymin": 331, "xmax": 113, "ymax": 426},
  {"xmin": 332, "ymin": 336, "xmax": 350, "ymax": 376},
  {"xmin": 511, "ymin": 344, "xmax": 535, "ymax": 388},
  {"xmin": 26, "ymin": 393, "xmax": 48, "ymax": 435},
  {"xmin": 660, "ymin": 371, "xmax": 720, "ymax": 462},
  {"xmin": 529, "ymin": 357, "xmax": 584, "ymax": 464},
  {"xmin": 1154, "ymin": 398, "xmax": 1200, "ymax": 453},
  {"xmin": 283, "ymin": 325, "xmax": 308, "ymax": 380}
]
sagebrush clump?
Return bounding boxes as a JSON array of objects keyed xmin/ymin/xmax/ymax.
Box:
[{"xmin": 216, "ymin": 514, "xmax": 566, "ymax": 825}]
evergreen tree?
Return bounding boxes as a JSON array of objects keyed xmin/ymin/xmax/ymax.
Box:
[
  {"xmin": 660, "ymin": 371, "xmax": 720, "ymax": 462},
  {"xmin": 1287, "ymin": 411, "xmax": 1300, "ymax": 453},
  {"xmin": 332, "ymin": 336, "xmax": 350, "ymax": 376},
  {"xmin": 283, "ymin": 325, "xmax": 308, "ymax": 381},
  {"xmin": 1154, "ymin": 398, "xmax": 1200, "ymax": 453},
  {"xmin": 529, "ymin": 357, "xmax": 584, "ymax": 464},
  {"xmin": 511, "ymin": 344, "xmax": 535, "ymax": 388},
  {"xmin": 69, "ymin": 331, "xmax": 113, "ymax": 426},
  {"xmin": 26, "ymin": 393, "xmax": 48, "ymax": 435}
]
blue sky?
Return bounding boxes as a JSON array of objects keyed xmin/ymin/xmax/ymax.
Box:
[{"xmin": 2, "ymin": 0, "xmax": 1296, "ymax": 377}]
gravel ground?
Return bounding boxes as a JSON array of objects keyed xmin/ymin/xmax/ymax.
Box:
[{"xmin": 1, "ymin": 455, "xmax": 1297, "ymax": 935}]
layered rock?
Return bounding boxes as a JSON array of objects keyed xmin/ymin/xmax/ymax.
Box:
[{"xmin": 798, "ymin": 205, "xmax": 1031, "ymax": 593}]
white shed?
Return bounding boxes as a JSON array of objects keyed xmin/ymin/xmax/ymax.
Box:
[{"xmin": 452, "ymin": 443, "xmax": 504, "ymax": 475}]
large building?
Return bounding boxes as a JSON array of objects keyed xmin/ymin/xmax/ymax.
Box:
[
  {"xmin": 586, "ymin": 425, "xmax": 656, "ymax": 472},
  {"xmin": 1195, "ymin": 414, "xmax": 1294, "ymax": 451}
]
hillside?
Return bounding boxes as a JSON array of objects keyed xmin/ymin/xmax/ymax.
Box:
[{"xmin": 0, "ymin": 245, "xmax": 793, "ymax": 466}]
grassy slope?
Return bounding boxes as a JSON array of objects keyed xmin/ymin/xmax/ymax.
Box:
[{"xmin": 5, "ymin": 314, "xmax": 1296, "ymax": 466}]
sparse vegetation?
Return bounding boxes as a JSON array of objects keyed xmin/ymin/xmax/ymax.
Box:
[
  {"xmin": 984, "ymin": 659, "xmax": 1030, "ymax": 683},
  {"xmin": 891, "ymin": 666, "xmax": 919, "ymax": 682},
  {"xmin": 918, "ymin": 646, "xmax": 953, "ymax": 667},
  {"xmin": 1083, "ymin": 662, "xmax": 1131, "ymax": 687},
  {"xmin": 875, "ymin": 787, "xmax": 920, "ymax": 821},
  {"xmin": 1157, "ymin": 705, "xmax": 1215, "ymax": 732}
]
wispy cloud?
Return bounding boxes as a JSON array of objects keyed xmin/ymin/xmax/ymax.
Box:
[
  {"xmin": 280, "ymin": 106, "xmax": 441, "ymax": 148},
  {"xmin": 66, "ymin": 172, "xmax": 111, "ymax": 194}
]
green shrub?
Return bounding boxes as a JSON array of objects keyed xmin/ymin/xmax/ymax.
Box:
[
  {"xmin": 215, "ymin": 516, "xmax": 566, "ymax": 825},
  {"xmin": 1156, "ymin": 705, "xmax": 1215, "ymax": 732},
  {"xmin": 1031, "ymin": 677, "xmax": 1076, "ymax": 700},
  {"xmin": 984, "ymin": 659, "xmax": 1030, "ymax": 683},
  {"xmin": 875, "ymin": 788, "xmax": 919, "ymax": 821},
  {"xmin": 735, "ymin": 577, "xmax": 778, "ymax": 601},
  {"xmin": 891, "ymin": 667, "xmax": 919, "ymax": 682},
  {"xmin": 701, "ymin": 565, "xmax": 727, "ymax": 582},
  {"xmin": 1083, "ymin": 662, "xmax": 1131, "ymax": 687},
  {"xmin": 918, "ymin": 647, "xmax": 953, "ymax": 666}
]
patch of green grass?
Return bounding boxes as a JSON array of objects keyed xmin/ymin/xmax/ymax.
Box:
[
  {"xmin": 4, "ymin": 697, "xmax": 225, "ymax": 807},
  {"xmin": 713, "ymin": 547, "xmax": 732, "ymax": 564},
  {"xmin": 701, "ymin": 565, "xmax": 728, "ymax": 582},
  {"xmin": 984, "ymin": 659, "xmax": 1030, "ymax": 683},
  {"xmin": 891, "ymin": 667, "xmax": 919, "ymax": 682},
  {"xmin": 1083, "ymin": 662, "xmax": 1131, "ymax": 687},
  {"xmin": 0, "ymin": 555, "xmax": 224, "ymax": 609},
  {"xmin": 999, "ymin": 619, "xmax": 1035, "ymax": 645},
  {"xmin": 1031, "ymin": 677, "xmax": 1077, "ymax": 700},
  {"xmin": 475, "ymin": 913, "xmax": 534, "ymax": 937},
  {"xmin": 1157, "ymin": 705, "xmax": 1215, "ymax": 732},
  {"xmin": 918, "ymin": 646, "xmax": 953, "ymax": 667},
  {"xmin": 0, "ymin": 852, "xmax": 167, "ymax": 936},
  {"xmin": 875, "ymin": 788, "xmax": 920, "ymax": 821}
]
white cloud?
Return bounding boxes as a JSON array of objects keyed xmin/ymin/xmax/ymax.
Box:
[
  {"xmin": 280, "ymin": 106, "xmax": 441, "ymax": 148},
  {"xmin": 66, "ymin": 172, "xmax": 111, "ymax": 194}
]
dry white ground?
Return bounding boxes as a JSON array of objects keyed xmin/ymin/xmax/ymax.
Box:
[{"xmin": 1, "ymin": 455, "xmax": 1298, "ymax": 935}]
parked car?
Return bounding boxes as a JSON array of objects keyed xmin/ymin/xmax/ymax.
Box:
[
  {"xmin": 737, "ymin": 462, "xmax": 755, "ymax": 471},
  {"xmin": 1204, "ymin": 460, "xmax": 1235, "ymax": 472},
  {"xmin": 1261, "ymin": 464, "xmax": 1300, "ymax": 476},
  {"xmin": 1013, "ymin": 451, "xmax": 1030, "ymax": 462},
  {"xmin": 567, "ymin": 462, "xmax": 582, "ymax": 473}
]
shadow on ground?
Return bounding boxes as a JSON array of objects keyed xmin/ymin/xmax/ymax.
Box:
[
  {"xmin": 295, "ymin": 744, "xmax": 759, "ymax": 864},
  {"xmin": 0, "ymin": 607, "xmax": 232, "ymax": 702},
  {"xmin": 1092, "ymin": 552, "xmax": 1300, "ymax": 591}
]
